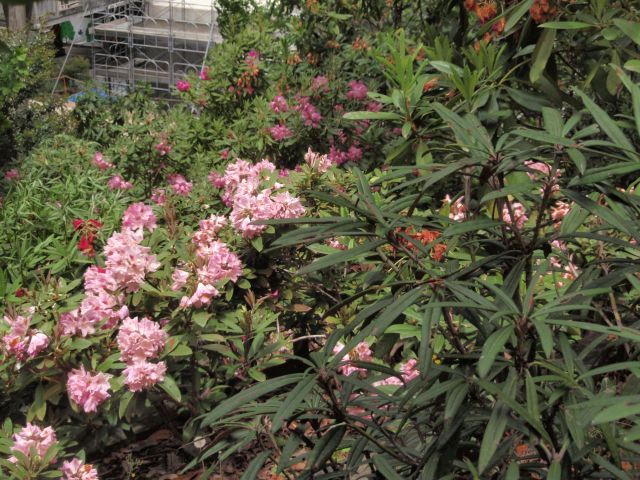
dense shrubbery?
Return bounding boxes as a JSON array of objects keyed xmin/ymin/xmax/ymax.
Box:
[{"xmin": 2, "ymin": 0, "xmax": 640, "ymax": 478}]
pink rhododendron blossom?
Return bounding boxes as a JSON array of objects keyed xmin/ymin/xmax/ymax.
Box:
[
  {"xmin": 9, "ymin": 423, "xmax": 57, "ymax": 463},
  {"xmin": 123, "ymin": 360, "xmax": 166, "ymax": 392},
  {"xmin": 328, "ymin": 146, "xmax": 349, "ymax": 165},
  {"xmin": 2, "ymin": 314, "xmax": 49, "ymax": 361},
  {"xmin": 192, "ymin": 215, "xmax": 227, "ymax": 251},
  {"xmin": 66, "ymin": 366, "xmax": 113, "ymax": 413},
  {"xmin": 103, "ymin": 228, "xmax": 160, "ymax": 292},
  {"xmin": 199, "ymin": 67, "xmax": 210, "ymax": 81},
  {"xmin": 79, "ymin": 291, "xmax": 129, "ymax": 331},
  {"xmin": 311, "ymin": 75, "xmax": 328, "ymax": 92},
  {"xmin": 551, "ymin": 201, "xmax": 571, "ymax": 228},
  {"xmin": 270, "ymin": 124, "xmax": 294, "ymax": 141},
  {"xmin": 347, "ymin": 145, "xmax": 363, "ymax": 162},
  {"xmin": 155, "ymin": 138, "xmax": 172, "ymax": 156},
  {"xmin": 502, "ymin": 202, "xmax": 528, "ymax": 230},
  {"xmin": 196, "ymin": 241, "xmax": 243, "ymax": 284},
  {"xmin": 366, "ymin": 101, "xmax": 383, "ymax": 112},
  {"xmin": 117, "ymin": 316, "xmax": 167, "ymax": 363},
  {"xmin": 150, "ymin": 188, "xmax": 166, "ymax": 205},
  {"xmin": 443, "ymin": 195, "xmax": 467, "ymax": 221},
  {"xmin": 167, "ymin": 173, "xmax": 192, "ymax": 196},
  {"xmin": 326, "ymin": 238, "xmax": 347, "ymax": 250},
  {"xmin": 296, "ymin": 97, "xmax": 322, "ymax": 127},
  {"xmin": 4, "ymin": 168, "xmax": 20, "ymax": 181},
  {"xmin": 304, "ymin": 148, "xmax": 332, "ymax": 172},
  {"xmin": 333, "ymin": 341, "xmax": 373, "ymax": 376},
  {"xmin": 346, "ymin": 80, "xmax": 368, "ymax": 101},
  {"xmin": 270, "ymin": 95, "xmax": 288, "ymax": 113},
  {"xmin": 59, "ymin": 309, "xmax": 96, "ymax": 337},
  {"xmin": 176, "ymin": 80, "xmax": 190, "ymax": 92},
  {"xmin": 83, "ymin": 266, "xmax": 117, "ymax": 295},
  {"xmin": 179, "ymin": 282, "xmax": 219, "ymax": 308},
  {"xmin": 122, "ymin": 203, "xmax": 157, "ymax": 232},
  {"xmin": 61, "ymin": 458, "xmax": 100, "ymax": 480},
  {"xmin": 107, "ymin": 175, "xmax": 133, "ymax": 190},
  {"xmin": 92, "ymin": 152, "xmax": 113, "ymax": 170},
  {"xmin": 524, "ymin": 160, "xmax": 552, "ymax": 178},
  {"xmin": 171, "ymin": 268, "xmax": 190, "ymax": 291}
]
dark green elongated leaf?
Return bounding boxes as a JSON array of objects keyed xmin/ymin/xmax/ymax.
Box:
[
  {"xmin": 613, "ymin": 19, "xmax": 640, "ymax": 46},
  {"xmin": 505, "ymin": 462, "xmax": 520, "ymax": 480},
  {"xmin": 160, "ymin": 376, "xmax": 182, "ymax": 402},
  {"xmin": 478, "ymin": 374, "xmax": 516, "ymax": 473},
  {"xmin": 576, "ymin": 362, "xmax": 640, "ymax": 381},
  {"xmin": 298, "ymin": 239, "xmax": 387, "ymax": 274},
  {"xmin": 544, "ymin": 319, "xmax": 640, "ymax": 343},
  {"xmin": 548, "ymin": 460, "xmax": 562, "ymax": 480},
  {"xmin": 419, "ymin": 302, "xmax": 440, "ymax": 378},
  {"xmin": 590, "ymin": 453, "xmax": 632, "ymax": 480},
  {"xmin": 353, "ymin": 168, "xmax": 388, "ymax": 227},
  {"xmin": 530, "ymin": 28, "xmax": 556, "ymax": 83},
  {"xmin": 592, "ymin": 403, "xmax": 640, "ymax": 425},
  {"xmin": 569, "ymin": 162, "xmax": 640, "ymax": 186},
  {"xmin": 513, "ymin": 128, "xmax": 576, "ymax": 146},
  {"xmin": 444, "ymin": 383, "xmax": 469, "ymax": 421},
  {"xmin": 373, "ymin": 454, "xmax": 403, "ymax": 479},
  {"xmin": 271, "ymin": 374, "xmax": 317, "ymax": 433},
  {"xmin": 478, "ymin": 326, "xmax": 513, "ymax": 378},
  {"xmin": 442, "ymin": 218, "xmax": 502, "ymax": 236},
  {"xmin": 525, "ymin": 371, "xmax": 540, "ymax": 420},
  {"xmin": 343, "ymin": 111, "xmax": 403, "ymax": 121},
  {"xmin": 201, "ymin": 374, "xmax": 303, "ymax": 426},
  {"xmin": 574, "ymin": 88, "xmax": 635, "ymax": 158},
  {"xmin": 504, "ymin": 0, "xmax": 533, "ymax": 34},
  {"xmin": 542, "ymin": 107, "xmax": 564, "ymax": 135},
  {"xmin": 240, "ymin": 451, "xmax": 271, "ymax": 480},
  {"xmin": 614, "ymin": 65, "xmax": 640, "ymax": 136},
  {"xmin": 540, "ymin": 21, "xmax": 593, "ymax": 29},
  {"xmin": 307, "ymin": 425, "xmax": 346, "ymax": 470}
]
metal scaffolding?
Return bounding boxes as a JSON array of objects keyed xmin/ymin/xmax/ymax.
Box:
[{"xmin": 88, "ymin": 0, "xmax": 221, "ymax": 95}]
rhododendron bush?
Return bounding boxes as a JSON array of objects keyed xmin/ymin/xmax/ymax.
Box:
[{"xmin": 2, "ymin": 0, "xmax": 640, "ymax": 478}]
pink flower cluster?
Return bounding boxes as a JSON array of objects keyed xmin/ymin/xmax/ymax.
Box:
[
  {"xmin": 176, "ymin": 80, "xmax": 191, "ymax": 92},
  {"xmin": 66, "ymin": 366, "xmax": 113, "ymax": 413},
  {"xmin": 443, "ymin": 195, "xmax": 467, "ymax": 221},
  {"xmin": 9, "ymin": 423, "xmax": 57, "ymax": 464},
  {"xmin": 333, "ymin": 341, "xmax": 373, "ymax": 377},
  {"xmin": 550, "ymin": 200, "xmax": 571, "ymax": 228},
  {"xmin": 346, "ymin": 80, "xmax": 368, "ymax": 101},
  {"xmin": 155, "ymin": 137, "xmax": 172, "ymax": 156},
  {"xmin": 502, "ymin": 202, "xmax": 528, "ymax": 230},
  {"xmin": 328, "ymin": 144, "xmax": 362, "ymax": 165},
  {"xmin": 311, "ymin": 75, "xmax": 329, "ymax": 92},
  {"xmin": 103, "ymin": 228, "xmax": 161, "ymax": 293},
  {"xmin": 122, "ymin": 203, "xmax": 157, "ymax": 232},
  {"xmin": 150, "ymin": 188, "xmax": 166, "ymax": 205},
  {"xmin": 296, "ymin": 96, "xmax": 322, "ymax": 128},
  {"xmin": 373, "ymin": 359, "xmax": 419, "ymax": 387},
  {"xmin": 167, "ymin": 173, "xmax": 192, "ymax": 196},
  {"xmin": 2, "ymin": 313, "xmax": 48, "ymax": 362},
  {"xmin": 108, "ymin": 175, "xmax": 133, "ymax": 190},
  {"xmin": 118, "ymin": 316, "xmax": 167, "ymax": 392},
  {"xmin": 4, "ymin": 168, "xmax": 20, "ymax": 181},
  {"xmin": 61, "ymin": 458, "xmax": 100, "ymax": 480},
  {"xmin": 92, "ymin": 152, "xmax": 113, "ymax": 170},
  {"xmin": 304, "ymin": 148, "xmax": 333, "ymax": 173},
  {"xmin": 211, "ymin": 159, "xmax": 305, "ymax": 239},
  {"xmin": 270, "ymin": 124, "xmax": 294, "ymax": 141},
  {"xmin": 270, "ymin": 95, "xmax": 288, "ymax": 113}
]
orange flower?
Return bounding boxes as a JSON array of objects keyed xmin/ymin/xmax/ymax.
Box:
[
  {"xmin": 353, "ymin": 37, "xmax": 369, "ymax": 51},
  {"xmin": 530, "ymin": 0, "xmax": 557, "ymax": 23},
  {"xmin": 423, "ymin": 77, "xmax": 439, "ymax": 93},
  {"xmin": 475, "ymin": 1, "xmax": 497, "ymax": 23}
]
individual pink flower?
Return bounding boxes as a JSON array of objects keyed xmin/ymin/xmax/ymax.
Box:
[
  {"xmin": 61, "ymin": 458, "xmax": 100, "ymax": 480},
  {"xmin": 400, "ymin": 358, "xmax": 419, "ymax": 382},
  {"xmin": 9, "ymin": 423, "xmax": 57, "ymax": 463},
  {"xmin": 524, "ymin": 160, "xmax": 552, "ymax": 179},
  {"xmin": 270, "ymin": 124, "xmax": 294, "ymax": 141},
  {"xmin": 346, "ymin": 80, "xmax": 368, "ymax": 101},
  {"xmin": 59, "ymin": 309, "xmax": 96, "ymax": 337},
  {"xmin": 66, "ymin": 366, "xmax": 113, "ymax": 413},
  {"xmin": 155, "ymin": 137, "xmax": 172, "ymax": 156},
  {"xmin": 150, "ymin": 188, "xmax": 166, "ymax": 205},
  {"xmin": 199, "ymin": 67, "xmax": 210, "ymax": 81},
  {"xmin": 326, "ymin": 238, "xmax": 347, "ymax": 250},
  {"xmin": 167, "ymin": 173, "xmax": 192, "ymax": 196},
  {"xmin": 304, "ymin": 148, "xmax": 332, "ymax": 172},
  {"xmin": 79, "ymin": 290, "xmax": 129, "ymax": 331},
  {"xmin": 171, "ymin": 268, "xmax": 190, "ymax": 291},
  {"xmin": 107, "ymin": 175, "xmax": 133, "ymax": 190},
  {"xmin": 270, "ymin": 95, "xmax": 288, "ymax": 113},
  {"xmin": 92, "ymin": 152, "xmax": 113, "ymax": 170},
  {"xmin": 117, "ymin": 316, "xmax": 167, "ymax": 363},
  {"xmin": 122, "ymin": 203, "xmax": 157, "ymax": 232},
  {"xmin": 196, "ymin": 241, "xmax": 243, "ymax": 284},
  {"xmin": 443, "ymin": 195, "xmax": 467, "ymax": 221},
  {"xmin": 123, "ymin": 360, "xmax": 167, "ymax": 392},
  {"xmin": 192, "ymin": 215, "xmax": 227, "ymax": 250},
  {"xmin": 551, "ymin": 200, "xmax": 571, "ymax": 228},
  {"xmin": 347, "ymin": 145, "xmax": 363, "ymax": 162},
  {"xmin": 502, "ymin": 202, "xmax": 528, "ymax": 230},
  {"xmin": 179, "ymin": 282, "xmax": 219, "ymax": 308},
  {"xmin": 333, "ymin": 341, "xmax": 372, "ymax": 376},
  {"xmin": 103, "ymin": 228, "xmax": 160, "ymax": 292},
  {"xmin": 2, "ymin": 314, "xmax": 48, "ymax": 361},
  {"xmin": 4, "ymin": 168, "xmax": 20, "ymax": 181},
  {"xmin": 297, "ymin": 97, "xmax": 322, "ymax": 127},
  {"xmin": 26, "ymin": 332, "xmax": 49, "ymax": 357},
  {"xmin": 176, "ymin": 80, "xmax": 191, "ymax": 92}
]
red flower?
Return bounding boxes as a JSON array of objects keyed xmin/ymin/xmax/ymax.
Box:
[
  {"xmin": 78, "ymin": 234, "xmax": 95, "ymax": 256},
  {"xmin": 15, "ymin": 288, "xmax": 26, "ymax": 297},
  {"xmin": 73, "ymin": 219, "xmax": 85, "ymax": 231}
]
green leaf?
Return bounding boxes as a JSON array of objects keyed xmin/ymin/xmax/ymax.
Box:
[
  {"xmin": 592, "ymin": 402, "xmax": 640, "ymax": 425},
  {"xmin": 478, "ymin": 326, "xmax": 513, "ymax": 378},
  {"xmin": 251, "ymin": 236, "xmax": 263, "ymax": 252},
  {"xmin": 530, "ymin": 28, "xmax": 556, "ymax": 83},
  {"xmin": 540, "ymin": 21, "xmax": 593, "ymax": 29},
  {"xmin": 298, "ymin": 239, "xmax": 386, "ymax": 274},
  {"xmin": 343, "ymin": 111, "xmax": 403, "ymax": 121},
  {"xmin": 613, "ymin": 65, "xmax": 640, "ymax": 136},
  {"xmin": 160, "ymin": 375, "xmax": 182, "ymax": 402},
  {"xmin": 270, "ymin": 373, "xmax": 317, "ymax": 433},
  {"xmin": 200, "ymin": 374, "xmax": 303, "ymax": 426},
  {"xmin": 574, "ymin": 88, "xmax": 635, "ymax": 158},
  {"xmin": 119, "ymin": 391, "xmax": 134, "ymax": 418},
  {"xmin": 504, "ymin": 0, "xmax": 533, "ymax": 34},
  {"xmin": 624, "ymin": 60, "xmax": 640, "ymax": 73},
  {"xmin": 613, "ymin": 19, "xmax": 640, "ymax": 46},
  {"xmin": 478, "ymin": 375, "xmax": 516, "ymax": 473},
  {"xmin": 240, "ymin": 451, "xmax": 270, "ymax": 480},
  {"xmin": 548, "ymin": 460, "xmax": 562, "ymax": 480},
  {"xmin": 373, "ymin": 454, "xmax": 402, "ymax": 479}
]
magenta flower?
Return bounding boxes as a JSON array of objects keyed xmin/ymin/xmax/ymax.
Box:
[
  {"xmin": 199, "ymin": 67, "xmax": 210, "ymax": 81},
  {"xmin": 269, "ymin": 124, "xmax": 294, "ymax": 141},
  {"xmin": 107, "ymin": 175, "xmax": 133, "ymax": 190},
  {"xmin": 270, "ymin": 95, "xmax": 289, "ymax": 113},
  {"xmin": 176, "ymin": 80, "xmax": 191, "ymax": 92},
  {"xmin": 92, "ymin": 152, "xmax": 113, "ymax": 170},
  {"xmin": 66, "ymin": 366, "xmax": 113, "ymax": 413},
  {"xmin": 4, "ymin": 168, "xmax": 20, "ymax": 181},
  {"xmin": 311, "ymin": 75, "xmax": 329, "ymax": 92},
  {"xmin": 346, "ymin": 80, "xmax": 368, "ymax": 101},
  {"xmin": 167, "ymin": 173, "xmax": 192, "ymax": 196}
]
